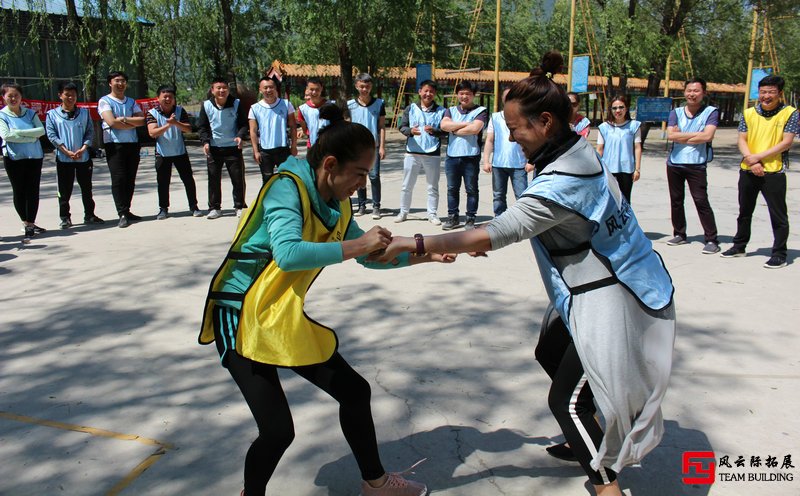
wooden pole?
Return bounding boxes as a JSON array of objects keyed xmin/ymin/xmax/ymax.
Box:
[
  {"xmin": 661, "ymin": 53, "xmax": 671, "ymax": 141},
  {"xmin": 493, "ymin": 0, "xmax": 501, "ymax": 112},
  {"xmin": 743, "ymin": 7, "xmax": 759, "ymax": 113},
  {"xmin": 567, "ymin": 0, "xmax": 576, "ymax": 91}
]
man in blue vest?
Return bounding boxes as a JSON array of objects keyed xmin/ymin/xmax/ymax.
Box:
[
  {"xmin": 440, "ymin": 81, "xmax": 488, "ymax": 230},
  {"xmin": 348, "ymin": 73, "xmax": 386, "ymax": 219},
  {"xmin": 482, "ymin": 88, "xmax": 531, "ymax": 217},
  {"xmin": 249, "ymin": 76, "xmax": 297, "ymax": 184},
  {"xmin": 297, "ymin": 78, "xmax": 331, "ymax": 149},
  {"xmin": 396, "ymin": 79, "xmax": 447, "ymax": 225},
  {"xmin": 45, "ymin": 81, "xmax": 104, "ymax": 228},
  {"xmin": 146, "ymin": 85, "xmax": 203, "ymax": 220},
  {"xmin": 98, "ymin": 71, "xmax": 146, "ymax": 228},
  {"xmin": 197, "ymin": 77, "xmax": 249, "ymax": 219},
  {"xmin": 665, "ymin": 77, "xmax": 720, "ymax": 254}
]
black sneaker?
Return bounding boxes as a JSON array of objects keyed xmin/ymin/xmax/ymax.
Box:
[
  {"xmin": 126, "ymin": 212, "xmax": 142, "ymax": 221},
  {"xmin": 118, "ymin": 215, "xmax": 129, "ymax": 228},
  {"xmin": 59, "ymin": 217, "xmax": 72, "ymax": 229},
  {"xmin": 442, "ymin": 215, "xmax": 459, "ymax": 231},
  {"xmin": 23, "ymin": 225, "xmax": 35, "ymax": 243},
  {"xmin": 764, "ymin": 256, "xmax": 787, "ymax": 269},
  {"xmin": 720, "ymin": 247, "xmax": 746, "ymax": 258},
  {"xmin": 32, "ymin": 225, "xmax": 46, "ymax": 234},
  {"xmin": 464, "ymin": 216, "xmax": 476, "ymax": 230},
  {"xmin": 545, "ymin": 442, "xmax": 578, "ymax": 462},
  {"xmin": 84, "ymin": 215, "xmax": 105, "ymax": 224},
  {"xmin": 354, "ymin": 205, "xmax": 367, "ymax": 217},
  {"xmin": 156, "ymin": 208, "xmax": 168, "ymax": 220}
]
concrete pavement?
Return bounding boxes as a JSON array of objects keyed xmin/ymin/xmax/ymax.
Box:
[{"xmin": 1, "ymin": 128, "xmax": 799, "ymax": 495}]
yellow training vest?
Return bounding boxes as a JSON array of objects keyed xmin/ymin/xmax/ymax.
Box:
[
  {"xmin": 741, "ymin": 105, "xmax": 796, "ymax": 173},
  {"xmin": 199, "ymin": 170, "xmax": 351, "ymax": 366}
]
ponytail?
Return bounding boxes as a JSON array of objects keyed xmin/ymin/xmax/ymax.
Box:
[{"xmin": 307, "ymin": 103, "xmax": 376, "ymax": 169}]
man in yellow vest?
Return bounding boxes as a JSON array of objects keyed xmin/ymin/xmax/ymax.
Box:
[{"xmin": 721, "ymin": 75, "xmax": 798, "ymax": 269}]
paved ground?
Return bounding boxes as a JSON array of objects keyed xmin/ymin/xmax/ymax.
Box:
[{"xmin": 1, "ymin": 128, "xmax": 799, "ymax": 496}]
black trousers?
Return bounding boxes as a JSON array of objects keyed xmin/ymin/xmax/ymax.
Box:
[
  {"xmin": 732, "ymin": 170, "xmax": 789, "ymax": 258},
  {"xmin": 212, "ymin": 306, "xmax": 384, "ymax": 495},
  {"xmin": 535, "ymin": 306, "xmax": 617, "ymax": 486},
  {"xmin": 155, "ymin": 153, "xmax": 198, "ymax": 210},
  {"xmin": 104, "ymin": 142, "xmax": 140, "ymax": 216},
  {"xmin": 207, "ymin": 146, "xmax": 246, "ymax": 210},
  {"xmin": 666, "ymin": 165, "xmax": 718, "ymax": 243},
  {"xmin": 3, "ymin": 157, "xmax": 43, "ymax": 223},
  {"xmin": 612, "ymin": 172, "xmax": 633, "ymax": 203},
  {"xmin": 257, "ymin": 146, "xmax": 291, "ymax": 184},
  {"xmin": 56, "ymin": 160, "xmax": 96, "ymax": 219}
]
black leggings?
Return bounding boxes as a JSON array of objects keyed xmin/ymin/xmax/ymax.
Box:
[
  {"xmin": 212, "ymin": 306, "xmax": 385, "ymax": 495},
  {"xmin": 535, "ymin": 306, "xmax": 617, "ymax": 486},
  {"xmin": 3, "ymin": 157, "xmax": 43, "ymax": 223}
]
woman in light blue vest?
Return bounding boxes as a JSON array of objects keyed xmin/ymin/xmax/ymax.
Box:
[
  {"xmin": 375, "ymin": 51, "xmax": 676, "ymax": 496},
  {"xmin": 596, "ymin": 95, "xmax": 641, "ymax": 202},
  {"xmin": 0, "ymin": 83, "xmax": 46, "ymax": 241}
]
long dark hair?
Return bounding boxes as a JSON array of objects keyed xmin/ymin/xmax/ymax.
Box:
[
  {"xmin": 306, "ymin": 104, "xmax": 375, "ymax": 170},
  {"xmin": 506, "ymin": 51, "xmax": 571, "ymax": 133}
]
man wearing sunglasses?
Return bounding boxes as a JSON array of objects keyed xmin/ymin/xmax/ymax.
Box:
[{"xmin": 721, "ymin": 75, "xmax": 797, "ymax": 269}]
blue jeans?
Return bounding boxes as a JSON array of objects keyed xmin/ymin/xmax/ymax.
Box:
[
  {"xmin": 356, "ymin": 153, "xmax": 381, "ymax": 209},
  {"xmin": 492, "ymin": 167, "xmax": 528, "ymax": 216},
  {"xmin": 445, "ymin": 155, "xmax": 480, "ymax": 217}
]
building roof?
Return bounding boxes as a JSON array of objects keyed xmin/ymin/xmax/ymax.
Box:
[{"xmin": 268, "ymin": 60, "xmax": 746, "ymax": 94}]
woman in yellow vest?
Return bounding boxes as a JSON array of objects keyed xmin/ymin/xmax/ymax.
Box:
[{"xmin": 200, "ymin": 104, "xmax": 452, "ymax": 496}]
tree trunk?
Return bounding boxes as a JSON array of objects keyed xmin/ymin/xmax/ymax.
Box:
[
  {"xmin": 338, "ymin": 42, "xmax": 354, "ymax": 101},
  {"xmin": 219, "ymin": 0, "xmax": 236, "ymax": 91}
]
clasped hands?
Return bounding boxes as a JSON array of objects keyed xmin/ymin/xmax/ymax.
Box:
[{"xmin": 361, "ymin": 226, "xmax": 485, "ymax": 264}]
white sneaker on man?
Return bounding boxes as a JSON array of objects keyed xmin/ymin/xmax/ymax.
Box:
[
  {"xmin": 207, "ymin": 209, "xmax": 223, "ymax": 220},
  {"xmin": 394, "ymin": 212, "xmax": 408, "ymax": 223},
  {"xmin": 428, "ymin": 214, "xmax": 442, "ymax": 226}
]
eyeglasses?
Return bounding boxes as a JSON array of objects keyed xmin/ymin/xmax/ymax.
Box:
[{"xmin": 611, "ymin": 106, "xmax": 626, "ymax": 110}]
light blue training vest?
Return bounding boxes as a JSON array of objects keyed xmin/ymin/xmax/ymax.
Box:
[
  {"xmin": 598, "ymin": 120, "xmax": 641, "ymax": 173},
  {"xmin": 446, "ymin": 105, "xmax": 486, "ymax": 157},
  {"xmin": 99, "ymin": 95, "xmax": 139, "ymax": 143},
  {"xmin": 490, "ymin": 111, "xmax": 526, "ymax": 168},
  {"xmin": 522, "ymin": 140, "xmax": 673, "ymax": 331},
  {"xmin": 573, "ymin": 116, "xmax": 590, "ymax": 134},
  {"xmin": 149, "ymin": 106, "xmax": 187, "ymax": 157},
  {"xmin": 347, "ymin": 98, "xmax": 384, "ymax": 142},
  {"xmin": 669, "ymin": 106, "xmax": 716, "ymax": 166},
  {"xmin": 46, "ymin": 107, "xmax": 91, "ymax": 162},
  {"xmin": 299, "ymin": 101, "xmax": 334, "ymax": 146},
  {"xmin": 251, "ymin": 100, "xmax": 291, "ymax": 150},
  {"xmin": 406, "ymin": 103, "xmax": 445, "ymax": 154},
  {"xmin": 0, "ymin": 109, "xmax": 44, "ymax": 160},
  {"xmin": 203, "ymin": 98, "xmax": 241, "ymax": 147}
]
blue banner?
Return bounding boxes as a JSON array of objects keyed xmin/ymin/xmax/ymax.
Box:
[
  {"xmin": 416, "ymin": 64, "xmax": 432, "ymax": 91},
  {"xmin": 749, "ymin": 68, "xmax": 773, "ymax": 101},
  {"xmin": 571, "ymin": 56, "xmax": 590, "ymax": 93},
  {"xmin": 635, "ymin": 97, "xmax": 673, "ymax": 122}
]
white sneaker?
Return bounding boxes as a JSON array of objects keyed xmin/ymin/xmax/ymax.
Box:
[
  {"xmin": 192, "ymin": 209, "xmax": 205, "ymax": 217},
  {"xmin": 428, "ymin": 214, "xmax": 441, "ymax": 226},
  {"xmin": 394, "ymin": 212, "xmax": 408, "ymax": 223},
  {"xmin": 207, "ymin": 209, "xmax": 223, "ymax": 220}
]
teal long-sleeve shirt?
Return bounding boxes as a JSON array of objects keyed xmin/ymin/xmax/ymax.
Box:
[{"xmin": 217, "ymin": 158, "xmax": 408, "ymax": 306}]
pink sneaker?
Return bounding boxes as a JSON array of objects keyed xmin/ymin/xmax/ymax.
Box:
[
  {"xmin": 361, "ymin": 459, "xmax": 428, "ymax": 496},
  {"xmin": 361, "ymin": 473, "xmax": 427, "ymax": 496}
]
